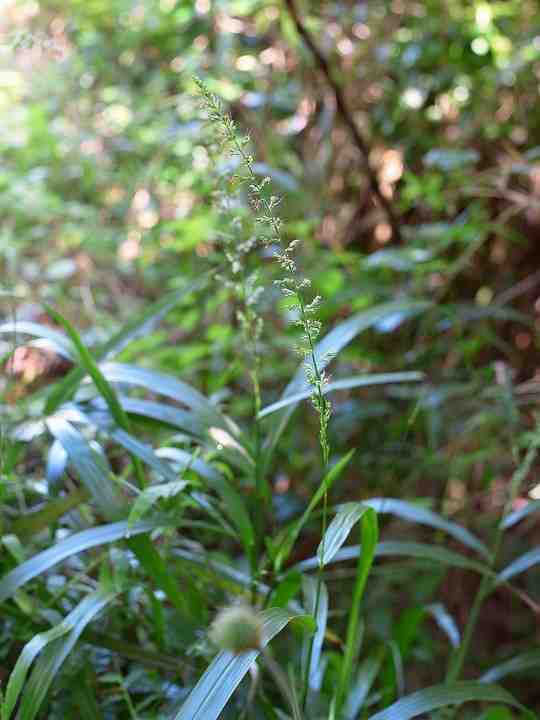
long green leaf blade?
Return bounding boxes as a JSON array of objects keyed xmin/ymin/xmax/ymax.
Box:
[
  {"xmin": 0, "ymin": 521, "xmax": 157, "ymax": 602},
  {"xmin": 16, "ymin": 588, "xmax": 116, "ymax": 720},
  {"xmin": 363, "ymin": 498, "xmax": 488, "ymax": 557},
  {"xmin": 497, "ymin": 546, "xmax": 540, "ymax": 583},
  {"xmin": 2, "ymin": 589, "xmax": 115, "ymax": 720},
  {"xmin": 367, "ymin": 681, "xmax": 524, "ymax": 720},
  {"xmin": 480, "ymin": 649, "xmax": 540, "ymax": 683},
  {"xmin": 46, "ymin": 415, "xmax": 123, "ymax": 518},
  {"xmin": 258, "ymin": 372, "xmax": 423, "ymax": 419},
  {"xmin": 172, "ymin": 609, "xmax": 298, "ymax": 720},
  {"xmin": 44, "ymin": 276, "xmax": 210, "ymax": 414}
]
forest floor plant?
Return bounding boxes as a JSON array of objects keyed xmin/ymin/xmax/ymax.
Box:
[{"xmin": 1, "ymin": 81, "xmax": 540, "ymax": 720}]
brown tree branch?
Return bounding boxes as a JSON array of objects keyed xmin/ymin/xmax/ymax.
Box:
[{"xmin": 283, "ymin": 0, "xmax": 403, "ymax": 244}]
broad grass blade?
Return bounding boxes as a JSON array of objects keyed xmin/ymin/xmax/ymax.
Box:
[
  {"xmin": 172, "ymin": 609, "xmax": 299, "ymax": 720},
  {"xmin": 367, "ymin": 682, "xmax": 526, "ymax": 720},
  {"xmin": 0, "ymin": 521, "xmax": 157, "ymax": 602},
  {"xmin": 2, "ymin": 588, "xmax": 116, "ymax": 720}
]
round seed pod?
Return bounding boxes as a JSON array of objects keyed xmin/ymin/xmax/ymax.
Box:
[{"xmin": 209, "ymin": 605, "xmax": 263, "ymax": 654}]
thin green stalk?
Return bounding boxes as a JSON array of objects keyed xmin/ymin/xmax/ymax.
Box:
[{"xmin": 446, "ymin": 416, "xmax": 540, "ymax": 684}]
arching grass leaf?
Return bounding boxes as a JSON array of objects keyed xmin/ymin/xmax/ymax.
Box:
[
  {"xmin": 367, "ymin": 682, "xmax": 525, "ymax": 720},
  {"xmin": 258, "ymin": 372, "xmax": 423, "ymax": 419},
  {"xmin": 500, "ymin": 500, "xmax": 540, "ymax": 530},
  {"xmin": 0, "ymin": 321, "xmax": 74, "ymax": 360},
  {"xmin": 14, "ymin": 588, "xmax": 116, "ymax": 720},
  {"xmin": 344, "ymin": 649, "xmax": 385, "ymax": 719},
  {"xmin": 425, "ymin": 603, "xmax": 461, "ymax": 648},
  {"xmin": 2, "ymin": 588, "xmax": 116, "ymax": 720},
  {"xmin": 128, "ymin": 480, "xmax": 188, "ymax": 526},
  {"xmin": 266, "ymin": 300, "xmax": 431, "ymax": 456},
  {"xmin": 318, "ymin": 503, "xmax": 370, "ymax": 567},
  {"xmin": 44, "ymin": 276, "xmax": 210, "ymax": 415},
  {"xmin": 172, "ymin": 608, "xmax": 301, "ymax": 720},
  {"xmin": 46, "ymin": 415, "xmax": 123, "ymax": 518},
  {"xmin": 99, "ymin": 362, "xmax": 224, "ymax": 421},
  {"xmin": 336, "ymin": 508, "xmax": 378, "ymax": 712},
  {"xmin": 497, "ymin": 546, "xmax": 540, "ymax": 583},
  {"xmin": 0, "ymin": 521, "xmax": 158, "ymax": 602},
  {"xmin": 363, "ymin": 498, "xmax": 489, "ymax": 558},
  {"xmin": 295, "ymin": 541, "xmax": 490, "ymax": 575},
  {"xmin": 274, "ymin": 450, "xmax": 355, "ymax": 571},
  {"xmin": 480, "ymin": 649, "xmax": 540, "ymax": 683},
  {"xmin": 302, "ymin": 576, "xmax": 328, "ymax": 691}
]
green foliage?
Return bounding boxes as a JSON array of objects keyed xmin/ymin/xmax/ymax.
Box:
[{"xmin": 1, "ymin": 0, "xmax": 540, "ymax": 717}]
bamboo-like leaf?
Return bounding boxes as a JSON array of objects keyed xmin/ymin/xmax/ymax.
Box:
[
  {"xmin": 258, "ymin": 372, "xmax": 423, "ymax": 419},
  {"xmin": 2, "ymin": 588, "xmax": 116, "ymax": 720},
  {"xmin": 500, "ymin": 499, "xmax": 540, "ymax": 530},
  {"xmin": 274, "ymin": 450, "xmax": 355, "ymax": 571},
  {"xmin": 344, "ymin": 650, "xmax": 385, "ymax": 720},
  {"xmin": 15, "ymin": 588, "xmax": 116, "ymax": 720},
  {"xmin": 480, "ymin": 649, "xmax": 540, "ymax": 683},
  {"xmin": 93, "ymin": 396, "xmax": 204, "ymax": 437},
  {"xmin": 363, "ymin": 498, "xmax": 488, "ymax": 557},
  {"xmin": 267, "ymin": 300, "xmax": 430, "ymax": 454},
  {"xmin": 302, "ymin": 577, "xmax": 328, "ymax": 691},
  {"xmin": 99, "ymin": 362, "xmax": 223, "ymax": 421},
  {"xmin": 46, "ymin": 416, "xmax": 123, "ymax": 518},
  {"xmin": 295, "ymin": 541, "xmax": 490, "ymax": 575},
  {"xmin": 46, "ymin": 306, "xmax": 131, "ymax": 432},
  {"xmin": 425, "ymin": 603, "xmax": 461, "ymax": 648},
  {"xmin": 336, "ymin": 508, "xmax": 378, "ymax": 712},
  {"xmin": 497, "ymin": 546, "xmax": 540, "ymax": 583},
  {"xmin": 318, "ymin": 503, "xmax": 371, "ymax": 567},
  {"xmin": 367, "ymin": 682, "xmax": 525, "ymax": 720},
  {"xmin": 156, "ymin": 448, "xmax": 222, "ymax": 483},
  {"xmin": 44, "ymin": 276, "xmax": 210, "ymax": 415},
  {"xmin": 45, "ymin": 439, "xmax": 68, "ymax": 493},
  {"xmin": 0, "ymin": 321, "xmax": 74, "ymax": 359},
  {"xmin": 0, "ymin": 521, "xmax": 158, "ymax": 602},
  {"xmin": 128, "ymin": 480, "xmax": 188, "ymax": 526},
  {"xmin": 172, "ymin": 609, "xmax": 300, "ymax": 720}
]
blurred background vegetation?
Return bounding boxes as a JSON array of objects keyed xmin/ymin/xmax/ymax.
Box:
[{"xmin": 2, "ymin": 0, "xmax": 540, "ymax": 716}]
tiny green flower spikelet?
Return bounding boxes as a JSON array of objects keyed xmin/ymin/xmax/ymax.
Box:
[
  {"xmin": 195, "ymin": 77, "xmax": 332, "ymax": 465},
  {"xmin": 209, "ymin": 605, "xmax": 263, "ymax": 653}
]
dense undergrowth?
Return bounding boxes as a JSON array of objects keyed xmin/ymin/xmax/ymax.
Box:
[{"xmin": 2, "ymin": 1, "xmax": 540, "ymax": 718}]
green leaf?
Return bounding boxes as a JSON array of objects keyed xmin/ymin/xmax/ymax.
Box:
[
  {"xmin": 258, "ymin": 372, "xmax": 423, "ymax": 419},
  {"xmin": 266, "ymin": 300, "xmax": 430, "ymax": 455},
  {"xmin": 480, "ymin": 649, "xmax": 540, "ymax": 683},
  {"xmin": 367, "ymin": 682, "xmax": 524, "ymax": 720},
  {"xmin": 0, "ymin": 321, "xmax": 74, "ymax": 359},
  {"xmin": 318, "ymin": 503, "xmax": 371, "ymax": 566},
  {"xmin": 344, "ymin": 650, "xmax": 385, "ymax": 719},
  {"xmin": 97, "ymin": 396, "xmax": 204, "ymax": 437},
  {"xmin": 363, "ymin": 498, "xmax": 489, "ymax": 557},
  {"xmin": 302, "ymin": 576, "xmax": 328, "ymax": 691},
  {"xmin": 15, "ymin": 588, "xmax": 116, "ymax": 720},
  {"xmin": 295, "ymin": 541, "xmax": 490, "ymax": 575},
  {"xmin": 128, "ymin": 480, "xmax": 188, "ymax": 526},
  {"xmin": 99, "ymin": 362, "xmax": 225, "ymax": 423},
  {"xmin": 336, "ymin": 508, "xmax": 378, "ymax": 712},
  {"xmin": 172, "ymin": 608, "xmax": 299, "ymax": 720},
  {"xmin": 45, "ymin": 306, "xmax": 132, "ymax": 433},
  {"xmin": 497, "ymin": 546, "xmax": 540, "ymax": 583},
  {"xmin": 44, "ymin": 276, "xmax": 210, "ymax": 415},
  {"xmin": 500, "ymin": 500, "xmax": 540, "ymax": 530},
  {"xmin": 274, "ymin": 450, "xmax": 355, "ymax": 571},
  {"xmin": 0, "ymin": 521, "xmax": 158, "ymax": 602},
  {"xmin": 425, "ymin": 603, "xmax": 460, "ymax": 648},
  {"xmin": 46, "ymin": 416, "xmax": 123, "ymax": 518},
  {"xmin": 2, "ymin": 588, "xmax": 116, "ymax": 720}
]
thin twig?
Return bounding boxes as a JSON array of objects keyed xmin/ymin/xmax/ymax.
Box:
[{"xmin": 282, "ymin": 0, "xmax": 403, "ymax": 243}]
